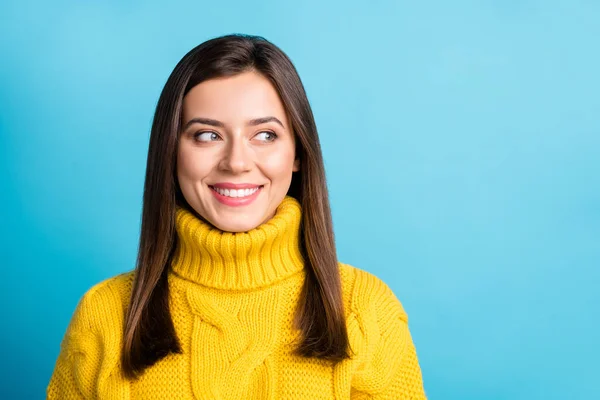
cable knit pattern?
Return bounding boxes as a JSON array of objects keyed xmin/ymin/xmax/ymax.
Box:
[{"xmin": 47, "ymin": 195, "xmax": 427, "ymax": 399}]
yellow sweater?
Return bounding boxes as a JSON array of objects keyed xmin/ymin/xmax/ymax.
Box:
[{"xmin": 47, "ymin": 196, "xmax": 427, "ymax": 399}]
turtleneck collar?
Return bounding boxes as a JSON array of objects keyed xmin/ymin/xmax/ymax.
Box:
[{"xmin": 170, "ymin": 195, "xmax": 305, "ymax": 291}]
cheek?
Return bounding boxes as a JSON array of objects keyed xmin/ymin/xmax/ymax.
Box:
[
  {"xmin": 177, "ymin": 147, "xmax": 208, "ymax": 180},
  {"xmin": 259, "ymin": 147, "xmax": 296, "ymax": 178}
]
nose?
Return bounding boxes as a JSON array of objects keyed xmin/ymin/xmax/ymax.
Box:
[{"xmin": 218, "ymin": 136, "xmax": 252, "ymax": 173}]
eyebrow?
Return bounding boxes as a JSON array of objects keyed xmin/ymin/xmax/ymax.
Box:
[{"xmin": 182, "ymin": 116, "xmax": 285, "ymax": 130}]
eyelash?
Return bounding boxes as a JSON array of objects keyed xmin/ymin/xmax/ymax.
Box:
[{"xmin": 193, "ymin": 130, "xmax": 278, "ymax": 143}]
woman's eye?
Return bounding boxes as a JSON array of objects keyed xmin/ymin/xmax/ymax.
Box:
[
  {"xmin": 255, "ymin": 131, "xmax": 278, "ymax": 142},
  {"xmin": 194, "ymin": 131, "xmax": 220, "ymax": 142}
]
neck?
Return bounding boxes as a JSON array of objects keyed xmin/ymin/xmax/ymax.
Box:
[{"xmin": 170, "ymin": 195, "xmax": 305, "ymax": 291}]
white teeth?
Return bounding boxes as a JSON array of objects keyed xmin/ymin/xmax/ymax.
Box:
[{"xmin": 212, "ymin": 186, "xmax": 260, "ymax": 198}]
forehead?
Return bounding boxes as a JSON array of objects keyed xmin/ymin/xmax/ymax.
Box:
[{"xmin": 182, "ymin": 71, "xmax": 288, "ymax": 124}]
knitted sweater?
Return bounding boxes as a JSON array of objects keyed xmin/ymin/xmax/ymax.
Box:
[{"xmin": 47, "ymin": 196, "xmax": 427, "ymax": 399}]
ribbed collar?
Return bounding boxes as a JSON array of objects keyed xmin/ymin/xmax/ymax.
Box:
[{"xmin": 170, "ymin": 195, "xmax": 305, "ymax": 291}]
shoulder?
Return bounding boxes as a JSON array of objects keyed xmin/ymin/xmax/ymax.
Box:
[
  {"xmin": 337, "ymin": 263, "xmax": 426, "ymax": 397},
  {"xmin": 49, "ymin": 272, "xmax": 135, "ymax": 398},
  {"xmin": 67, "ymin": 270, "xmax": 135, "ymax": 334},
  {"xmin": 338, "ymin": 261, "xmax": 408, "ymax": 323},
  {"xmin": 77, "ymin": 270, "xmax": 134, "ymax": 312}
]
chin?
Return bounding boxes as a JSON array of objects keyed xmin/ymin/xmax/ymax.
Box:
[
  {"xmin": 221, "ymin": 223, "xmax": 258, "ymax": 233},
  {"xmin": 213, "ymin": 218, "xmax": 261, "ymax": 233}
]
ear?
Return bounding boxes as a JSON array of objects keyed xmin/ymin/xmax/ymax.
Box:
[{"xmin": 293, "ymin": 157, "xmax": 300, "ymax": 172}]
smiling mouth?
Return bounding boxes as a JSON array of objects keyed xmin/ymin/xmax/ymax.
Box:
[{"xmin": 209, "ymin": 185, "xmax": 264, "ymax": 198}]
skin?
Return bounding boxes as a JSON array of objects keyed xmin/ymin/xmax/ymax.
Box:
[{"xmin": 177, "ymin": 70, "xmax": 300, "ymax": 233}]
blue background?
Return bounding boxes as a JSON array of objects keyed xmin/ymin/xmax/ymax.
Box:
[{"xmin": 1, "ymin": 1, "xmax": 598, "ymax": 399}]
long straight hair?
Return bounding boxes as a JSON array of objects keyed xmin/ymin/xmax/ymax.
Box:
[{"xmin": 121, "ymin": 33, "xmax": 350, "ymax": 379}]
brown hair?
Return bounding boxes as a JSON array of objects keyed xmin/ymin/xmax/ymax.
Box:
[{"xmin": 121, "ymin": 33, "xmax": 350, "ymax": 379}]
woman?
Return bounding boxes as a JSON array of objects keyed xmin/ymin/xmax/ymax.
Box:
[{"xmin": 47, "ymin": 34, "xmax": 427, "ymax": 399}]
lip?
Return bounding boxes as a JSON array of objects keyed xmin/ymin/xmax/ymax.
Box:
[
  {"xmin": 211, "ymin": 182, "xmax": 263, "ymax": 189},
  {"xmin": 209, "ymin": 184, "xmax": 264, "ymax": 207}
]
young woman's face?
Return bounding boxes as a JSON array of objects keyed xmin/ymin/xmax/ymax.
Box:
[{"xmin": 177, "ymin": 70, "xmax": 300, "ymax": 232}]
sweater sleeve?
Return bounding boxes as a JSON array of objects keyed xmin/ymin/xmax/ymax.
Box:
[
  {"xmin": 46, "ymin": 285, "xmax": 105, "ymax": 400},
  {"xmin": 364, "ymin": 309, "xmax": 427, "ymax": 399},
  {"xmin": 350, "ymin": 270, "xmax": 427, "ymax": 399}
]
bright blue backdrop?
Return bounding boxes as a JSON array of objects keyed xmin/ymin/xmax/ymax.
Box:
[{"xmin": 1, "ymin": 1, "xmax": 598, "ymax": 399}]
